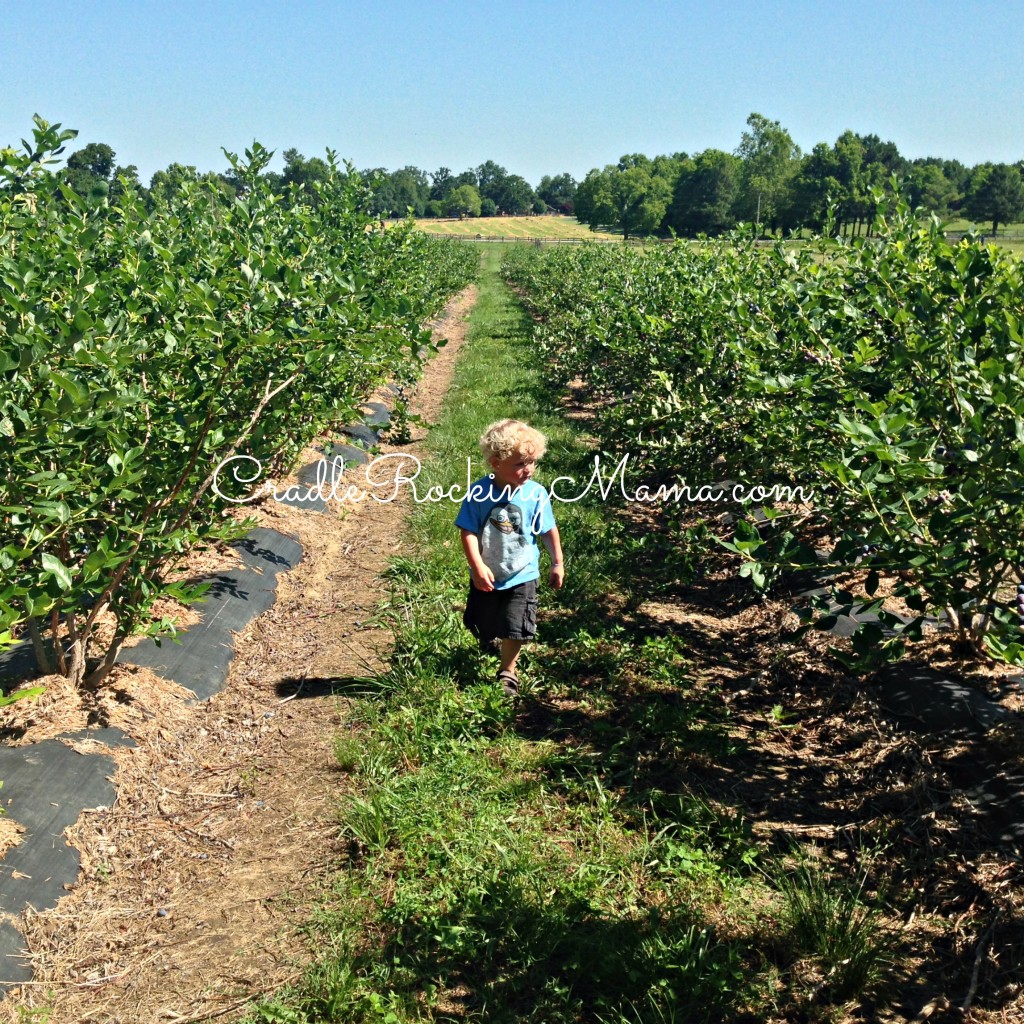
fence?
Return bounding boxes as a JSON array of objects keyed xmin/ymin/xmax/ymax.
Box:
[
  {"xmin": 421, "ymin": 233, "xmax": 664, "ymax": 245},
  {"xmin": 945, "ymin": 230, "xmax": 1024, "ymax": 243},
  {"xmin": 427, "ymin": 230, "xmax": 1024, "ymax": 248}
]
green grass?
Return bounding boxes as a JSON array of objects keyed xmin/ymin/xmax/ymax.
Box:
[
  {"xmin": 939, "ymin": 215, "xmax": 1024, "ymax": 235},
  {"xmin": 936, "ymin": 217, "xmax": 1024, "ymax": 255},
  {"xmin": 408, "ymin": 213, "xmax": 1024, "ymax": 254},
  {"xmin": 246, "ymin": 248, "xmax": 896, "ymax": 1024}
]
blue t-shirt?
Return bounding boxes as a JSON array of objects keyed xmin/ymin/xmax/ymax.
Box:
[{"xmin": 455, "ymin": 476, "xmax": 556, "ymax": 590}]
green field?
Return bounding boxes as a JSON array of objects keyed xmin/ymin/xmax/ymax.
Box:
[
  {"xmin": 939, "ymin": 217, "xmax": 1024, "ymax": 253},
  {"xmin": 940, "ymin": 216, "xmax": 1024, "ymax": 234},
  {"xmin": 410, "ymin": 215, "xmax": 1024, "ymax": 253},
  {"xmin": 412, "ymin": 214, "xmax": 620, "ymax": 240}
]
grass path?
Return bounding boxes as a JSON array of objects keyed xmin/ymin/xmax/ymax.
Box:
[{"xmin": 247, "ymin": 249, "xmax": 892, "ymax": 1024}]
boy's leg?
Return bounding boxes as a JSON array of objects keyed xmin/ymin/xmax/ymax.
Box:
[
  {"xmin": 497, "ymin": 580, "xmax": 535, "ymax": 692},
  {"xmin": 498, "ymin": 638, "xmax": 524, "ymax": 695},
  {"xmin": 499, "ymin": 638, "xmax": 525, "ymax": 678},
  {"xmin": 464, "ymin": 581, "xmax": 535, "ymax": 693}
]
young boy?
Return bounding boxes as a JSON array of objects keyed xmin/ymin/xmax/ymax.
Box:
[{"xmin": 456, "ymin": 419, "xmax": 564, "ymax": 694}]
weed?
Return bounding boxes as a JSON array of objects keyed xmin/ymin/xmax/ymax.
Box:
[
  {"xmin": 382, "ymin": 397, "xmax": 423, "ymax": 445},
  {"xmin": 332, "ymin": 733, "xmax": 362, "ymax": 772},
  {"xmin": 776, "ymin": 851, "xmax": 893, "ymax": 1004},
  {"xmin": 14, "ymin": 1005, "xmax": 54, "ymax": 1023},
  {"xmin": 237, "ymin": 765, "xmax": 263, "ymax": 797},
  {"xmin": 339, "ymin": 788, "xmax": 395, "ymax": 857},
  {"xmin": 652, "ymin": 794, "xmax": 760, "ymax": 877},
  {"xmin": 769, "ymin": 702, "xmax": 798, "ymax": 727}
]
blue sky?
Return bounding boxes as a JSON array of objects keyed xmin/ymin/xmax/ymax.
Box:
[{"xmin": 3, "ymin": 0, "xmax": 1022, "ymax": 187}]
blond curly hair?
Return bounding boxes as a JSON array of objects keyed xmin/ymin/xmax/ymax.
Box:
[{"xmin": 478, "ymin": 419, "xmax": 547, "ymax": 462}]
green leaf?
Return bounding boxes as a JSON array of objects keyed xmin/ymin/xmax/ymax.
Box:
[
  {"xmin": 40, "ymin": 553, "xmax": 73, "ymax": 591},
  {"xmin": 49, "ymin": 370, "xmax": 87, "ymax": 405}
]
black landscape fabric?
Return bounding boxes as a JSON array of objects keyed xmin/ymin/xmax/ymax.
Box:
[
  {"xmin": 0, "ymin": 923, "xmax": 31, "ymax": 989},
  {"xmin": 0, "ymin": 736, "xmax": 124, "ymax": 987},
  {"xmin": 0, "ymin": 527, "xmax": 300, "ymax": 993},
  {"xmin": 280, "ymin": 439, "xmax": 372, "ymax": 511},
  {"xmin": 120, "ymin": 527, "xmax": 302, "ymax": 700}
]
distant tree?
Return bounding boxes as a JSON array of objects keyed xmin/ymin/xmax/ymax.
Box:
[
  {"xmin": 942, "ymin": 158, "xmax": 971, "ymax": 209},
  {"xmin": 667, "ymin": 149, "xmax": 738, "ymax": 235},
  {"xmin": 576, "ymin": 162, "xmax": 672, "ymax": 240},
  {"xmin": 616, "ymin": 153, "xmax": 651, "ymax": 171},
  {"xmin": 782, "ymin": 130, "xmax": 881, "ymax": 236},
  {"xmin": 444, "ymin": 183, "xmax": 482, "ymax": 218},
  {"xmin": 617, "ymin": 166, "xmax": 672, "ymax": 239},
  {"xmin": 361, "ymin": 166, "xmax": 391, "ymax": 216},
  {"xmin": 480, "ymin": 197, "xmax": 497, "ymax": 217},
  {"xmin": 572, "ymin": 168, "xmax": 606, "ymax": 228},
  {"xmin": 281, "ymin": 149, "xmax": 331, "ymax": 192},
  {"xmin": 476, "ymin": 160, "xmax": 507, "ymax": 197},
  {"xmin": 453, "ymin": 168, "xmax": 479, "ymax": 190},
  {"xmin": 785, "ymin": 142, "xmax": 842, "ymax": 232},
  {"xmin": 532, "ymin": 198, "xmax": 546, "ymax": 215},
  {"xmin": 650, "ymin": 153, "xmax": 684, "ymax": 182},
  {"xmin": 906, "ymin": 161, "xmax": 956, "ymax": 216},
  {"xmin": 63, "ymin": 142, "xmax": 117, "ymax": 202},
  {"xmin": 491, "ymin": 174, "xmax": 536, "ymax": 215},
  {"xmin": 149, "ymin": 163, "xmax": 201, "ymax": 205},
  {"xmin": 477, "ymin": 162, "xmax": 540, "ymax": 215},
  {"xmin": 108, "ymin": 164, "xmax": 144, "ymax": 204},
  {"xmin": 148, "ymin": 163, "xmax": 232, "ymax": 207},
  {"xmin": 429, "ymin": 166, "xmax": 453, "ymax": 201},
  {"xmin": 386, "ymin": 165, "xmax": 430, "ymax": 216},
  {"xmin": 965, "ymin": 163, "xmax": 1024, "ymax": 235},
  {"xmin": 425, "ymin": 199, "xmax": 444, "ymax": 218},
  {"xmin": 219, "ymin": 163, "xmax": 250, "ymax": 195},
  {"xmin": 822, "ymin": 133, "xmax": 904, "ymax": 236},
  {"xmin": 733, "ymin": 112, "xmax": 801, "ymax": 234},
  {"xmin": 858, "ymin": 134, "xmax": 906, "ymax": 177},
  {"xmin": 831, "ymin": 131, "xmax": 869, "ymax": 234},
  {"xmin": 66, "ymin": 142, "xmax": 116, "ymax": 179},
  {"xmin": 537, "ymin": 172, "xmax": 577, "ymax": 214}
]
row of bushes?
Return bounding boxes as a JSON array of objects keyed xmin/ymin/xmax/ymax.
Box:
[
  {"xmin": 503, "ymin": 199, "xmax": 1024, "ymax": 665},
  {"xmin": 0, "ymin": 118, "xmax": 478, "ymax": 689}
]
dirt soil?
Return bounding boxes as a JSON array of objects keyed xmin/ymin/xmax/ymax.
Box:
[{"xmin": 0, "ymin": 286, "xmax": 477, "ymax": 1024}]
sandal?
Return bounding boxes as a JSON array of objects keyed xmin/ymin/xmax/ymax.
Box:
[{"xmin": 496, "ymin": 670, "xmax": 520, "ymax": 696}]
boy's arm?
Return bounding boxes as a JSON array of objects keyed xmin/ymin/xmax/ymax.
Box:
[
  {"xmin": 540, "ymin": 526, "xmax": 564, "ymax": 589},
  {"xmin": 460, "ymin": 528, "xmax": 495, "ymax": 591}
]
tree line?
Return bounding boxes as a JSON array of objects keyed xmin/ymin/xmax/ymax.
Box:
[
  {"xmin": 52, "ymin": 111, "xmax": 1024, "ymax": 237},
  {"xmin": 575, "ymin": 113, "xmax": 1024, "ymax": 240},
  {"xmin": 53, "ymin": 143, "xmax": 576, "ymax": 220}
]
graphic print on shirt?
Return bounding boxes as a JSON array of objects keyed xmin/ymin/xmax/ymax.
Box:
[{"xmin": 479, "ymin": 501, "xmax": 533, "ymax": 581}]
